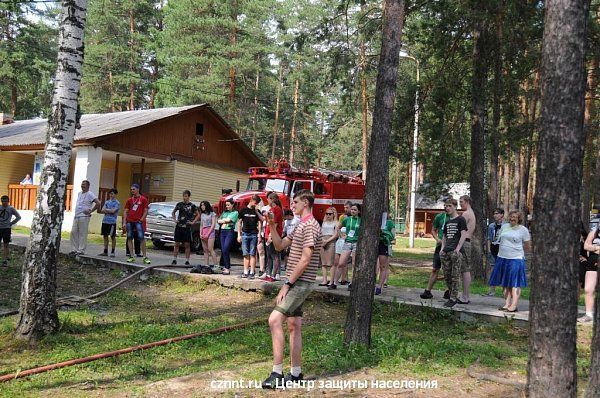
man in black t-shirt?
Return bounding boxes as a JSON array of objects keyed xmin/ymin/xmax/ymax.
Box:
[
  {"xmin": 171, "ymin": 190, "xmax": 200, "ymax": 266},
  {"xmin": 237, "ymin": 195, "xmax": 262, "ymax": 279},
  {"xmin": 440, "ymin": 198, "xmax": 468, "ymax": 307},
  {"xmin": 486, "ymin": 208, "xmax": 505, "ymax": 296}
]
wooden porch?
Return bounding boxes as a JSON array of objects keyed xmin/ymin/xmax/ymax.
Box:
[{"xmin": 9, "ymin": 184, "xmax": 73, "ymax": 211}]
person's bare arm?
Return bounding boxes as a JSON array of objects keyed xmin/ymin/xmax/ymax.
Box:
[
  {"xmin": 455, "ymin": 230, "xmax": 468, "ymax": 253},
  {"xmin": 584, "ymin": 231, "xmax": 600, "ymax": 254},
  {"xmin": 268, "ymin": 215, "xmax": 292, "ymax": 251},
  {"xmin": 432, "ymin": 227, "xmax": 441, "ymax": 244}
]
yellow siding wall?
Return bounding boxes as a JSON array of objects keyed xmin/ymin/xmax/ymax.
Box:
[
  {"xmin": 99, "ymin": 158, "xmax": 133, "ymax": 206},
  {"xmin": 0, "ymin": 152, "xmax": 34, "ymax": 195},
  {"xmin": 173, "ymin": 161, "xmax": 249, "ymax": 205},
  {"xmin": 131, "ymin": 161, "xmax": 175, "ymax": 200}
]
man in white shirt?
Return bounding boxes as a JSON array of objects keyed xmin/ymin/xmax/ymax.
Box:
[{"xmin": 70, "ymin": 180, "xmax": 100, "ymax": 255}]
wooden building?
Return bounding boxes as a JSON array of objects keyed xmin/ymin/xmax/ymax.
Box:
[
  {"xmin": 0, "ymin": 104, "xmax": 264, "ymax": 232},
  {"xmin": 413, "ymin": 183, "xmax": 470, "ymax": 237}
]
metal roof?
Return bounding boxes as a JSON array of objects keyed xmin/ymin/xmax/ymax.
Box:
[
  {"xmin": 415, "ymin": 182, "xmax": 470, "ymax": 210},
  {"xmin": 0, "ymin": 104, "xmax": 204, "ymax": 147}
]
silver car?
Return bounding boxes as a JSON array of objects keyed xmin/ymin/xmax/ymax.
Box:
[{"xmin": 144, "ymin": 202, "xmax": 202, "ymax": 252}]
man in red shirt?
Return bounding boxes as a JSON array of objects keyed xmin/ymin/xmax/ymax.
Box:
[
  {"xmin": 262, "ymin": 192, "xmax": 283, "ymax": 282},
  {"xmin": 122, "ymin": 184, "xmax": 151, "ymax": 264}
]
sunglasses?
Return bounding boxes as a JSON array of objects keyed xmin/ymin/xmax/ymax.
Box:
[{"xmin": 326, "ymin": 213, "xmax": 333, "ymax": 215}]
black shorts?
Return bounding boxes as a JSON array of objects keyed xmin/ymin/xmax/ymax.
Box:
[
  {"xmin": 101, "ymin": 223, "xmax": 117, "ymax": 238},
  {"xmin": 0, "ymin": 228, "xmax": 11, "ymax": 244},
  {"xmin": 378, "ymin": 242, "xmax": 390, "ymax": 256},
  {"xmin": 432, "ymin": 243, "xmax": 442, "ymax": 270},
  {"xmin": 174, "ymin": 226, "xmax": 192, "ymax": 243},
  {"xmin": 580, "ymin": 257, "xmax": 599, "ymax": 288}
]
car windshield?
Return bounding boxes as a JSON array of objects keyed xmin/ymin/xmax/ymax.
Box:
[
  {"xmin": 148, "ymin": 204, "xmax": 174, "ymax": 218},
  {"xmin": 247, "ymin": 178, "xmax": 288, "ymax": 193}
]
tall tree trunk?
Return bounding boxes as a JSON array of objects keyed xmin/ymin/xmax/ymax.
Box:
[
  {"xmin": 344, "ymin": 0, "xmax": 405, "ymax": 346},
  {"xmin": 228, "ymin": 0, "xmax": 237, "ymax": 114},
  {"xmin": 581, "ymin": 55, "xmax": 598, "ymax": 220},
  {"xmin": 271, "ymin": 65, "xmax": 283, "ymax": 160},
  {"xmin": 128, "ymin": 8, "xmax": 135, "ymax": 111},
  {"xmin": 15, "ymin": 0, "xmax": 88, "ymax": 341},
  {"xmin": 488, "ymin": 2, "xmax": 503, "ymax": 217},
  {"xmin": 522, "ymin": 71, "xmax": 540, "ymax": 220},
  {"xmin": 394, "ymin": 160, "xmax": 400, "ymax": 220},
  {"xmin": 360, "ymin": 23, "xmax": 368, "ymax": 181},
  {"xmin": 503, "ymin": 152, "xmax": 510, "ymax": 213},
  {"xmin": 526, "ymin": 0, "xmax": 590, "ymax": 396},
  {"xmin": 251, "ymin": 60, "xmax": 260, "ymax": 152},
  {"xmin": 513, "ymin": 147, "xmax": 521, "ymax": 209},
  {"xmin": 289, "ymin": 78, "xmax": 299, "ymax": 165},
  {"xmin": 469, "ymin": 13, "xmax": 489, "ymax": 280}
]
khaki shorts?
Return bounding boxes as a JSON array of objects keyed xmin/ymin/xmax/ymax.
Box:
[
  {"xmin": 274, "ymin": 280, "xmax": 314, "ymax": 317},
  {"xmin": 462, "ymin": 240, "xmax": 472, "ymax": 273}
]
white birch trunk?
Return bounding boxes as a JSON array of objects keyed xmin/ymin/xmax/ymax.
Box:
[{"xmin": 15, "ymin": 0, "xmax": 88, "ymax": 341}]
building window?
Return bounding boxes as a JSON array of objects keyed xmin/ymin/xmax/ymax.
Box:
[{"xmin": 196, "ymin": 123, "xmax": 204, "ymax": 136}]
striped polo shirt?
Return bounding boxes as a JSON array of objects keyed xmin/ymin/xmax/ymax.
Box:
[{"xmin": 286, "ymin": 214, "xmax": 322, "ymax": 283}]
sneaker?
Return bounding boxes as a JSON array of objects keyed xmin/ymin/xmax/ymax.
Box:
[
  {"xmin": 136, "ymin": 254, "xmax": 143, "ymax": 258},
  {"xmin": 383, "ymin": 283, "xmax": 388, "ymax": 288},
  {"xmin": 578, "ymin": 315, "xmax": 594, "ymax": 324},
  {"xmin": 327, "ymin": 284, "xmax": 337, "ymax": 290},
  {"xmin": 420, "ymin": 290, "xmax": 433, "ymax": 299},
  {"xmin": 143, "ymin": 257, "xmax": 151, "ymax": 265},
  {"xmin": 443, "ymin": 290, "xmax": 450, "ymax": 300},
  {"xmin": 375, "ymin": 287, "xmax": 382, "ymax": 295},
  {"xmin": 248, "ymin": 273, "xmax": 255, "ymax": 280},
  {"xmin": 443, "ymin": 299, "xmax": 456, "ymax": 308},
  {"xmin": 185, "ymin": 261, "xmax": 190, "ymax": 266},
  {"xmin": 258, "ymin": 271, "xmax": 265, "ymax": 278},
  {"xmin": 127, "ymin": 256, "xmax": 135, "ymax": 263},
  {"xmin": 98, "ymin": 252, "xmax": 108, "ymax": 257},
  {"xmin": 263, "ymin": 275, "xmax": 275, "ymax": 282},
  {"xmin": 456, "ymin": 298, "xmax": 470, "ymax": 305},
  {"xmin": 110, "ymin": 252, "xmax": 116, "ymax": 258},
  {"xmin": 240, "ymin": 273, "xmax": 249, "ymax": 279},
  {"xmin": 284, "ymin": 372, "xmax": 304, "ymax": 384},
  {"xmin": 339, "ymin": 280, "xmax": 349, "ymax": 286},
  {"xmin": 190, "ymin": 266, "xmax": 202, "ymax": 274},
  {"xmin": 274, "ymin": 274, "xmax": 280, "ymax": 281},
  {"xmin": 171, "ymin": 259, "xmax": 177, "ymax": 265},
  {"xmin": 261, "ymin": 372, "xmax": 284, "ymax": 389}
]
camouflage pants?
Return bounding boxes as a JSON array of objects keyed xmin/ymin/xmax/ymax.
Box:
[{"xmin": 441, "ymin": 250, "xmax": 464, "ymax": 301}]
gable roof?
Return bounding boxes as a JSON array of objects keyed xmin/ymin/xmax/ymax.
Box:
[
  {"xmin": 415, "ymin": 182, "xmax": 470, "ymax": 210},
  {"xmin": 0, "ymin": 105, "xmax": 205, "ymax": 146}
]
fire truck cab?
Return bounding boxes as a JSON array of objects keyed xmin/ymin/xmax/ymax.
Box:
[{"xmin": 218, "ymin": 159, "xmax": 364, "ymax": 222}]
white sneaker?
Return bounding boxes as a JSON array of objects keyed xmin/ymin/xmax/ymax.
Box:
[
  {"xmin": 578, "ymin": 315, "xmax": 594, "ymax": 324},
  {"xmin": 274, "ymin": 274, "xmax": 280, "ymax": 281}
]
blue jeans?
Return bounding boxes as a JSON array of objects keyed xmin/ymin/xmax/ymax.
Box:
[
  {"xmin": 241, "ymin": 233, "xmax": 258, "ymax": 256},
  {"xmin": 126, "ymin": 221, "xmax": 144, "ymax": 241},
  {"xmin": 220, "ymin": 229, "xmax": 235, "ymax": 269}
]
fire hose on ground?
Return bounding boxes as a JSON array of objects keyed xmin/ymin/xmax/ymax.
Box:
[
  {"xmin": 0, "ymin": 263, "xmax": 266, "ymax": 383},
  {"xmin": 0, "ymin": 263, "xmax": 198, "ymax": 318}
]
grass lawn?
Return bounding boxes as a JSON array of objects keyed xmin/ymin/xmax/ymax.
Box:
[
  {"xmin": 0, "ymin": 255, "xmax": 594, "ymax": 397},
  {"xmin": 13, "ymin": 225, "xmax": 128, "ymax": 248},
  {"xmin": 390, "ymin": 237, "xmax": 437, "ymax": 262}
]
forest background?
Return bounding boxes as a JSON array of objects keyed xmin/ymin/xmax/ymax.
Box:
[{"xmin": 1, "ymin": 0, "xmax": 599, "ymax": 221}]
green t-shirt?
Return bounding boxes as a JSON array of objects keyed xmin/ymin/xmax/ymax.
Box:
[
  {"xmin": 432, "ymin": 212, "xmax": 448, "ymax": 240},
  {"xmin": 219, "ymin": 210, "xmax": 238, "ymax": 230},
  {"xmin": 342, "ymin": 216, "xmax": 361, "ymax": 243},
  {"xmin": 380, "ymin": 219, "xmax": 396, "ymax": 246}
]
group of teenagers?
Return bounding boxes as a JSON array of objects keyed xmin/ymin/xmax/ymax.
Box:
[
  {"xmin": 420, "ymin": 195, "xmax": 534, "ymax": 311},
  {"xmin": 418, "ymin": 194, "xmax": 599, "ymax": 320}
]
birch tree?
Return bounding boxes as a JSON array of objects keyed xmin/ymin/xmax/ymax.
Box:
[{"xmin": 15, "ymin": 0, "xmax": 88, "ymax": 341}]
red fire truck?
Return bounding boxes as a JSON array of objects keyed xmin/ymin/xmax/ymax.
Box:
[{"xmin": 217, "ymin": 159, "xmax": 365, "ymax": 222}]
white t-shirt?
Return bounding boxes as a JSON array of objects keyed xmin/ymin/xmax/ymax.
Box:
[
  {"xmin": 74, "ymin": 191, "xmax": 97, "ymax": 218},
  {"xmin": 498, "ymin": 224, "xmax": 531, "ymax": 259},
  {"xmin": 321, "ymin": 220, "xmax": 337, "ymax": 236}
]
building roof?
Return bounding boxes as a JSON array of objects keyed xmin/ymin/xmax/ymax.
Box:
[
  {"xmin": 415, "ymin": 182, "xmax": 470, "ymax": 210},
  {"xmin": 0, "ymin": 105, "xmax": 204, "ymax": 146}
]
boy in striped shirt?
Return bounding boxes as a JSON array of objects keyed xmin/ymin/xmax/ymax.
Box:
[{"xmin": 261, "ymin": 189, "xmax": 322, "ymax": 389}]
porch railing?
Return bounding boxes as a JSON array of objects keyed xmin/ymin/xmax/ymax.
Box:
[{"xmin": 8, "ymin": 184, "xmax": 73, "ymax": 211}]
